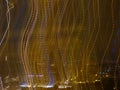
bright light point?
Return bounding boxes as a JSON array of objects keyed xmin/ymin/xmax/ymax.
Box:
[
  {"xmin": 20, "ymin": 83, "xmax": 31, "ymax": 88},
  {"xmin": 38, "ymin": 85, "xmax": 54, "ymax": 88},
  {"xmin": 105, "ymin": 74, "xmax": 109, "ymax": 77},
  {"xmin": 95, "ymin": 74, "xmax": 98, "ymax": 76},
  {"xmin": 58, "ymin": 85, "xmax": 72, "ymax": 89},
  {"xmin": 94, "ymin": 79, "xmax": 101, "ymax": 82}
]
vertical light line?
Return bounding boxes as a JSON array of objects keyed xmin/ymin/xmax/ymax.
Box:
[{"xmin": 0, "ymin": 0, "xmax": 10, "ymax": 46}]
